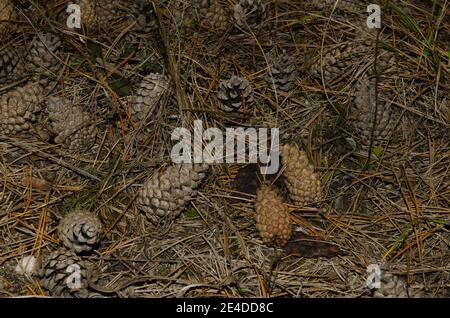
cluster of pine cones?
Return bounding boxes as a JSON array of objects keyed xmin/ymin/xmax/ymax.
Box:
[{"xmin": 1, "ymin": 0, "xmax": 438, "ymax": 298}]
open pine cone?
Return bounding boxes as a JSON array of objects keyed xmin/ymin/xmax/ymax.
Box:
[
  {"xmin": 39, "ymin": 248, "xmax": 89, "ymax": 298},
  {"xmin": 349, "ymin": 77, "xmax": 394, "ymax": 146},
  {"xmin": 132, "ymin": 73, "xmax": 170, "ymax": 124},
  {"xmin": 0, "ymin": 0, "xmax": 16, "ymax": 41},
  {"xmin": 0, "ymin": 82, "xmax": 44, "ymax": 135},
  {"xmin": 217, "ymin": 75, "xmax": 253, "ymax": 112},
  {"xmin": 264, "ymin": 51, "xmax": 298, "ymax": 92},
  {"xmin": 46, "ymin": 96, "xmax": 98, "ymax": 153},
  {"xmin": 136, "ymin": 164, "xmax": 208, "ymax": 225},
  {"xmin": 58, "ymin": 210, "xmax": 103, "ymax": 254},
  {"xmin": 233, "ymin": 0, "xmax": 267, "ymax": 30},
  {"xmin": 281, "ymin": 144, "xmax": 322, "ymax": 206},
  {"xmin": 255, "ymin": 183, "xmax": 292, "ymax": 247}
]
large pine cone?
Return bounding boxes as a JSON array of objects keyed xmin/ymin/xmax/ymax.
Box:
[
  {"xmin": 0, "ymin": 82, "xmax": 44, "ymax": 135},
  {"xmin": 39, "ymin": 248, "xmax": 89, "ymax": 298},
  {"xmin": 26, "ymin": 33, "xmax": 62, "ymax": 86},
  {"xmin": 281, "ymin": 144, "xmax": 322, "ymax": 206},
  {"xmin": 264, "ymin": 51, "xmax": 298, "ymax": 92},
  {"xmin": 217, "ymin": 75, "xmax": 253, "ymax": 112},
  {"xmin": 76, "ymin": 0, "xmax": 118, "ymax": 30},
  {"xmin": 373, "ymin": 273, "xmax": 411, "ymax": 298},
  {"xmin": 233, "ymin": 0, "xmax": 267, "ymax": 30},
  {"xmin": 46, "ymin": 96, "xmax": 98, "ymax": 152},
  {"xmin": 0, "ymin": 0, "xmax": 16, "ymax": 41},
  {"xmin": 58, "ymin": 210, "xmax": 103, "ymax": 254},
  {"xmin": 136, "ymin": 164, "xmax": 208, "ymax": 225},
  {"xmin": 349, "ymin": 77, "xmax": 394, "ymax": 146},
  {"xmin": 132, "ymin": 73, "xmax": 170, "ymax": 123},
  {"xmin": 255, "ymin": 183, "xmax": 292, "ymax": 247}
]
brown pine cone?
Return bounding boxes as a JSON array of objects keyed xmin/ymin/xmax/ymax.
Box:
[
  {"xmin": 0, "ymin": 82, "xmax": 44, "ymax": 135},
  {"xmin": 255, "ymin": 183, "xmax": 292, "ymax": 247},
  {"xmin": 46, "ymin": 96, "xmax": 98, "ymax": 153},
  {"xmin": 58, "ymin": 210, "xmax": 103, "ymax": 254},
  {"xmin": 136, "ymin": 164, "xmax": 208, "ymax": 225},
  {"xmin": 349, "ymin": 77, "xmax": 394, "ymax": 146},
  {"xmin": 39, "ymin": 248, "xmax": 89, "ymax": 298},
  {"xmin": 195, "ymin": 0, "xmax": 230, "ymax": 33},
  {"xmin": 217, "ymin": 75, "xmax": 253, "ymax": 112},
  {"xmin": 0, "ymin": 46, "xmax": 26, "ymax": 84},
  {"xmin": 281, "ymin": 144, "xmax": 322, "ymax": 206},
  {"xmin": 265, "ymin": 51, "xmax": 298, "ymax": 92}
]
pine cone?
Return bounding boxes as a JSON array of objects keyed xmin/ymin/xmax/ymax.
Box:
[
  {"xmin": 0, "ymin": 82, "xmax": 44, "ymax": 135},
  {"xmin": 132, "ymin": 73, "xmax": 170, "ymax": 123},
  {"xmin": 26, "ymin": 33, "xmax": 62, "ymax": 86},
  {"xmin": 349, "ymin": 77, "xmax": 394, "ymax": 146},
  {"xmin": 233, "ymin": 0, "xmax": 267, "ymax": 29},
  {"xmin": 255, "ymin": 183, "xmax": 292, "ymax": 247},
  {"xmin": 281, "ymin": 144, "xmax": 322, "ymax": 206},
  {"xmin": 58, "ymin": 210, "xmax": 103, "ymax": 254},
  {"xmin": 0, "ymin": 46, "xmax": 26, "ymax": 84},
  {"xmin": 217, "ymin": 75, "xmax": 253, "ymax": 112},
  {"xmin": 195, "ymin": 0, "xmax": 230, "ymax": 32},
  {"xmin": 136, "ymin": 164, "xmax": 208, "ymax": 225},
  {"xmin": 0, "ymin": 0, "xmax": 16, "ymax": 41},
  {"xmin": 373, "ymin": 273, "xmax": 410, "ymax": 298},
  {"xmin": 46, "ymin": 96, "xmax": 98, "ymax": 152},
  {"xmin": 264, "ymin": 51, "xmax": 298, "ymax": 92},
  {"xmin": 39, "ymin": 248, "xmax": 89, "ymax": 298},
  {"xmin": 310, "ymin": 42, "xmax": 396, "ymax": 86}
]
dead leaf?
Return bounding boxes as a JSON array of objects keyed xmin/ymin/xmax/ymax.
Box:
[
  {"xmin": 284, "ymin": 232, "xmax": 347, "ymax": 258},
  {"xmin": 22, "ymin": 176, "xmax": 51, "ymax": 192}
]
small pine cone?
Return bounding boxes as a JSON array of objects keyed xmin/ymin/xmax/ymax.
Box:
[
  {"xmin": 0, "ymin": 47, "xmax": 26, "ymax": 84},
  {"xmin": 26, "ymin": 33, "xmax": 62, "ymax": 86},
  {"xmin": 46, "ymin": 96, "xmax": 98, "ymax": 152},
  {"xmin": 350, "ymin": 77, "xmax": 394, "ymax": 146},
  {"xmin": 0, "ymin": 82, "xmax": 44, "ymax": 135},
  {"xmin": 255, "ymin": 183, "xmax": 292, "ymax": 247},
  {"xmin": 58, "ymin": 210, "xmax": 103, "ymax": 254},
  {"xmin": 217, "ymin": 75, "xmax": 253, "ymax": 112},
  {"xmin": 0, "ymin": 0, "xmax": 16, "ymax": 41},
  {"xmin": 373, "ymin": 273, "xmax": 410, "ymax": 298},
  {"xmin": 195, "ymin": 0, "xmax": 230, "ymax": 32},
  {"xmin": 136, "ymin": 164, "xmax": 208, "ymax": 225},
  {"xmin": 39, "ymin": 248, "xmax": 89, "ymax": 298},
  {"xmin": 264, "ymin": 51, "xmax": 298, "ymax": 92},
  {"xmin": 132, "ymin": 73, "xmax": 170, "ymax": 123},
  {"xmin": 233, "ymin": 0, "xmax": 267, "ymax": 29},
  {"xmin": 281, "ymin": 144, "xmax": 322, "ymax": 206}
]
